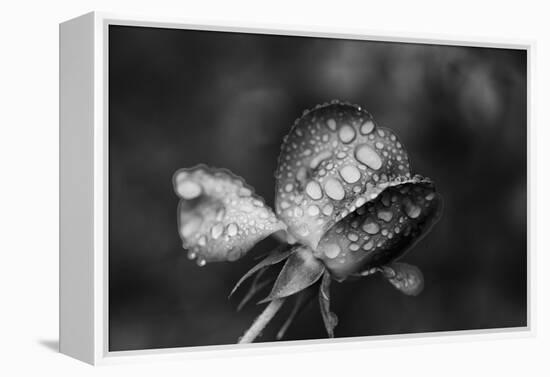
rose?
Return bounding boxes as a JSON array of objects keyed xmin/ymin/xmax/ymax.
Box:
[{"xmin": 173, "ymin": 101, "xmax": 442, "ymax": 343}]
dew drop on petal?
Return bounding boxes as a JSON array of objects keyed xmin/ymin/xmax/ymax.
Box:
[
  {"xmin": 322, "ymin": 204, "xmax": 334, "ymax": 216},
  {"xmin": 338, "ymin": 124, "xmax": 356, "ymax": 144},
  {"xmin": 404, "ymin": 199, "xmax": 422, "ymax": 219},
  {"xmin": 323, "ymin": 243, "xmax": 341, "ymax": 259},
  {"xmin": 355, "ymin": 144, "xmax": 383, "ymax": 170},
  {"xmin": 326, "ymin": 118, "xmax": 337, "ymax": 131},
  {"xmin": 227, "ymin": 223, "xmax": 239, "ymax": 237},
  {"xmin": 377, "ymin": 209, "xmax": 393, "ymax": 222},
  {"xmin": 307, "ymin": 205, "xmax": 320, "ymax": 216},
  {"xmin": 360, "ymin": 120, "xmax": 375, "ymax": 135},
  {"xmin": 211, "ymin": 223, "xmax": 224, "ymax": 239},
  {"xmin": 198, "ymin": 235, "xmax": 207, "ymax": 246},
  {"xmin": 347, "ymin": 233, "xmax": 359, "ymax": 242},
  {"xmin": 305, "ymin": 181, "xmax": 323, "ymax": 200},
  {"xmin": 339, "ymin": 165, "xmax": 361, "ymax": 184},
  {"xmin": 362, "ymin": 241, "xmax": 374, "ymax": 251},
  {"xmin": 362, "ymin": 221, "xmax": 380, "ymax": 235},
  {"xmin": 177, "ymin": 180, "xmax": 202, "ymax": 199},
  {"xmin": 324, "ymin": 178, "xmax": 345, "ymax": 201}
]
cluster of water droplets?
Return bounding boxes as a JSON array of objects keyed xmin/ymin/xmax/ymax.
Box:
[
  {"xmin": 274, "ymin": 101, "xmax": 411, "ymax": 249},
  {"xmin": 313, "ymin": 177, "xmax": 440, "ymax": 279},
  {"xmin": 173, "ymin": 166, "xmax": 285, "ymax": 266}
]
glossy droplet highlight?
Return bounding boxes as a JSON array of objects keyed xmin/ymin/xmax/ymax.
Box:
[
  {"xmin": 362, "ymin": 221, "xmax": 380, "ymax": 235},
  {"xmin": 355, "ymin": 144, "xmax": 383, "ymax": 170},
  {"xmin": 324, "ymin": 178, "xmax": 345, "ymax": 201},
  {"xmin": 377, "ymin": 209, "xmax": 393, "ymax": 222},
  {"xmin": 326, "ymin": 118, "xmax": 337, "ymax": 131},
  {"xmin": 323, "ymin": 243, "xmax": 341, "ymax": 259},
  {"xmin": 307, "ymin": 205, "xmax": 320, "ymax": 216},
  {"xmin": 305, "ymin": 181, "xmax": 323, "ymax": 200},
  {"xmin": 360, "ymin": 120, "xmax": 375, "ymax": 135},
  {"xmin": 339, "ymin": 165, "xmax": 361, "ymax": 184},
  {"xmin": 227, "ymin": 223, "xmax": 239, "ymax": 237},
  {"xmin": 211, "ymin": 223, "xmax": 224, "ymax": 239},
  {"xmin": 338, "ymin": 124, "xmax": 356, "ymax": 144}
]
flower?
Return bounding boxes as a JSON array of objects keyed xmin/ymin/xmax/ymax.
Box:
[{"xmin": 172, "ymin": 101, "xmax": 442, "ymax": 343}]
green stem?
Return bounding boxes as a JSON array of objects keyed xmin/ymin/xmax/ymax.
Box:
[{"xmin": 238, "ymin": 298, "xmax": 285, "ymax": 344}]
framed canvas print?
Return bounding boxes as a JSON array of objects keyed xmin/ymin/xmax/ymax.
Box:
[{"xmin": 59, "ymin": 12, "xmax": 531, "ymax": 365}]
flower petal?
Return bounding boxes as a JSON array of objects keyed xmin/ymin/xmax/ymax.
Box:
[
  {"xmin": 259, "ymin": 245, "xmax": 325, "ymax": 302},
  {"xmin": 380, "ymin": 263, "xmax": 424, "ymax": 296},
  {"xmin": 275, "ymin": 101, "xmax": 411, "ymax": 249},
  {"xmin": 314, "ymin": 176, "xmax": 442, "ymax": 280},
  {"xmin": 173, "ymin": 165, "xmax": 285, "ymax": 265}
]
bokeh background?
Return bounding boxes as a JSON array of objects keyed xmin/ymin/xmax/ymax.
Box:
[{"xmin": 108, "ymin": 25, "xmax": 527, "ymax": 351}]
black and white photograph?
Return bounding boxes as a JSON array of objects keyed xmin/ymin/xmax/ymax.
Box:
[{"xmin": 108, "ymin": 25, "xmax": 527, "ymax": 351}]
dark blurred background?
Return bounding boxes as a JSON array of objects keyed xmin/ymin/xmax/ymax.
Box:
[{"xmin": 108, "ymin": 25, "xmax": 527, "ymax": 351}]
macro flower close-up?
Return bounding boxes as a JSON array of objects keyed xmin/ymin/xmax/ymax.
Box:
[{"xmin": 173, "ymin": 101, "xmax": 443, "ymax": 343}]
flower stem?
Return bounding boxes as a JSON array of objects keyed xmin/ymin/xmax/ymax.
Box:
[{"xmin": 238, "ymin": 298, "xmax": 285, "ymax": 344}]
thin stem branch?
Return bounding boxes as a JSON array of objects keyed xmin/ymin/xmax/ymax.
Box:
[{"xmin": 238, "ymin": 298, "xmax": 285, "ymax": 344}]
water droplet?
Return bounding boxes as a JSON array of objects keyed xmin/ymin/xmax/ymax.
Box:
[
  {"xmin": 347, "ymin": 233, "xmax": 359, "ymax": 242},
  {"xmin": 294, "ymin": 207, "xmax": 304, "ymax": 217},
  {"xmin": 363, "ymin": 241, "xmax": 374, "ymax": 251},
  {"xmin": 322, "ymin": 204, "xmax": 334, "ymax": 216},
  {"xmin": 284, "ymin": 183, "xmax": 294, "ymax": 192},
  {"xmin": 227, "ymin": 223, "xmax": 239, "ymax": 237},
  {"xmin": 377, "ymin": 129, "xmax": 385, "ymax": 137},
  {"xmin": 197, "ymin": 258, "xmax": 206, "ymax": 267},
  {"xmin": 324, "ymin": 178, "xmax": 345, "ymax": 201},
  {"xmin": 377, "ymin": 209, "xmax": 393, "ymax": 222},
  {"xmin": 280, "ymin": 201, "xmax": 291, "ymax": 209},
  {"xmin": 349, "ymin": 243, "xmax": 360, "ymax": 251},
  {"xmin": 326, "ymin": 118, "xmax": 337, "ymax": 131},
  {"xmin": 362, "ymin": 221, "xmax": 380, "ymax": 234},
  {"xmin": 339, "ymin": 165, "xmax": 361, "ymax": 183},
  {"xmin": 375, "ymin": 142, "xmax": 384, "ymax": 150},
  {"xmin": 211, "ymin": 223, "xmax": 224, "ymax": 239},
  {"xmin": 360, "ymin": 120, "xmax": 375, "ymax": 135},
  {"xmin": 198, "ymin": 235, "xmax": 207, "ymax": 246},
  {"xmin": 404, "ymin": 199, "xmax": 422, "ymax": 219},
  {"xmin": 177, "ymin": 180, "xmax": 202, "ymax": 200},
  {"xmin": 305, "ymin": 181, "xmax": 323, "ymax": 200},
  {"xmin": 307, "ymin": 205, "xmax": 320, "ymax": 216},
  {"xmin": 425, "ymin": 192, "xmax": 435, "ymax": 201},
  {"xmin": 338, "ymin": 124, "xmax": 356, "ymax": 144},
  {"xmin": 381, "ymin": 229, "xmax": 389, "ymax": 236},
  {"xmin": 355, "ymin": 144, "xmax": 383, "ymax": 170},
  {"xmin": 323, "ymin": 243, "xmax": 341, "ymax": 259}
]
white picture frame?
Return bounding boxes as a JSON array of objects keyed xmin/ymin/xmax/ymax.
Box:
[{"xmin": 59, "ymin": 11, "xmax": 533, "ymax": 365}]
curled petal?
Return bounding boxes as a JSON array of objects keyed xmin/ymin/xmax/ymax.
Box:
[
  {"xmin": 275, "ymin": 101, "xmax": 411, "ymax": 249},
  {"xmin": 173, "ymin": 165, "xmax": 285, "ymax": 265},
  {"xmin": 259, "ymin": 245, "xmax": 325, "ymax": 303},
  {"xmin": 314, "ymin": 176, "xmax": 442, "ymax": 280},
  {"xmin": 380, "ymin": 263, "xmax": 424, "ymax": 296}
]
